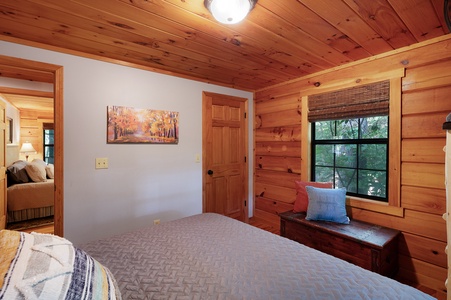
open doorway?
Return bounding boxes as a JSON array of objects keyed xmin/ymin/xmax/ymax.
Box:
[{"xmin": 0, "ymin": 54, "xmax": 64, "ymax": 236}]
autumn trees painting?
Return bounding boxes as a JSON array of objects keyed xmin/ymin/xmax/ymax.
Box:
[{"xmin": 107, "ymin": 106, "xmax": 179, "ymax": 144}]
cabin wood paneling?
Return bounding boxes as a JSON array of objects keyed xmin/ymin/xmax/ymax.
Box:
[
  {"xmin": 254, "ymin": 37, "xmax": 451, "ymax": 293},
  {"xmin": 399, "ymin": 232, "xmax": 447, "ymax": 268},
  {"xmin": 255, "ymin": 93, "xmax": 300, "ymax": 112},
  {"xmin": 254, "ymin": 182, "xmax": 295, "ymax": 204},
  {"xmin": 346, "ymin": 208, "xmax": 446, "ymax": 241},
  {"xmin": 402, "ymin": 186, "xmax": 446, "ymax": 215},
  {"xmin": 255, "ymin": 169, "xmax": 300, "ymax": 188},
  {"xmin": 252, "ymin": 206, "xmax": 280, "ymax": 228},
  {"xmin": 398, "ymin": 255, "xmax": 447, "ymax": 292},
  {"xmin": 255, "ymin": 110, "xmax": 301, "ymax": 128},
  {"xmin": 19, "ymin": 117, "xmax": 42, "ymax": 162},
  {"xmin": 18, "ymin": 109, "xmax": 53, "ymax": 162},
  {"xmin": 403, "ymin": 61, "xmax": 451, "ymax": 92},
  {"xmin": 402, "ymin": 138, "xmax": 445, "ymax": 164},
  {"xmin": 256, "ymin": 156, "xmax": 302, "ymax": 174},
  {"xmin": 403, "ymin": 112, "xmax": 449, "ymax": 139},
  {"xmin": 255, "ymin": 197, "xmax": 293, "ymax": 216},
  {"xmin": 255, "ymin": 127, "xmax": 302, "ymax": 142},
  {"xmin": 254, "ymin": 141, "xmax": 301, "ymax": 158},
  {"xmin": 402, "ymin": 86, "xmax": 451, "ymax": 115},
  {"xmin": 402, "ymin": 163, "xmax": 445, "ymax": 190}
]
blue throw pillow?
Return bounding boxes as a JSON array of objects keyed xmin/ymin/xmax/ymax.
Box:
[{"xmin": 305, "ymin": 186, "xmax": 350, "ymax": 224}]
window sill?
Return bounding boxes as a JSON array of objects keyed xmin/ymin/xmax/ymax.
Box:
[{"xmin": 346, "ymin": 196, "xmax": 404, "ymax": 217}]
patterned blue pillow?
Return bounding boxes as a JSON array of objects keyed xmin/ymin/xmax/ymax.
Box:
[{"xmin": 305, "ymin": 186, "xmax": 350, "ymax": 224}]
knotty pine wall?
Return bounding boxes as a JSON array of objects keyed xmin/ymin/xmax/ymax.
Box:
[
  {"xmin": 254, "ymin": 36, "xmax": 451, "ymax": 295},
  {"xmin": 18, "ymin": 110, "xmax": 52, "ymax": 162}
]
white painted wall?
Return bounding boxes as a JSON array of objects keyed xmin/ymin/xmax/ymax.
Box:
[
  {"xmin": 0, "ymin": 94, "xmax": 21, "ymax": 165},
  {"xmin": 0, "ymin": 95, "xmax": 20, "ymax": 145},
  {"xmin": 0, "ymin": 41, "xmax": 254, "ymax": 244}
]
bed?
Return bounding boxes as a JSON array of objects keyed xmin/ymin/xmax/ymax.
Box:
[
  {"xmin": 77, "ymin": 213, "xmax": 434, "ymax": 299},
  {"xmin": 7, "ymin": 179, "xmax": 54, "ymax": 222},
  {"xmin": 0, "ymin": 213, "xmax": 435, "ymax": 299},
  {"xmin": 6, "ymin": 159, "xmax": 55, "ymax": 223}
]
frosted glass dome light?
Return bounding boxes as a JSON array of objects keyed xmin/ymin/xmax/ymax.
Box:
[{"xmin": 204, "ymin": 0, "xmax": 257, "ymax": 25}]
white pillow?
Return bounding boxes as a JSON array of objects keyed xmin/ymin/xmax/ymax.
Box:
[
  {"xmin": 25, "ymin": 162, "xmax": 47, "ymax": 182},
  {"xmin": 46, "ymin": 163, "xmax": 54, "ymax": 179},
  {"xmin": 32, "ymin": 158, "xmax": 47, "ymax": 168}
]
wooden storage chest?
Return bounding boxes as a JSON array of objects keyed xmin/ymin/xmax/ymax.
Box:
[{"xmin": 280, "ymin": 211, "xmax": 400, "ymax": 278}]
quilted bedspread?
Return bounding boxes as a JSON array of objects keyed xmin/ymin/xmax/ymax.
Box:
[{"xmin": 80, "ymin": 213, "xmax": 434, "ymax": 299}]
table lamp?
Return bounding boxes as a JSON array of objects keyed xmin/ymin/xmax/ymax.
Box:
[{"xmin": 20, "ymin": 142, "xmax": 37, "ymax": 161}]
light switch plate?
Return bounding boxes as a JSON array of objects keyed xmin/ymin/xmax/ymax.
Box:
[{"xmin": 95, "ymin": 157, "xmax": 108, "ymax": 169}]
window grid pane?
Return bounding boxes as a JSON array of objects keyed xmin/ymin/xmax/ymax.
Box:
[
  {"xmin": 312, "ymin": 117, "xmax": 388, "ymax": 202},
  {"xmin": 43, "ymin": 129, "xmax": 55, "ymax": 164}
]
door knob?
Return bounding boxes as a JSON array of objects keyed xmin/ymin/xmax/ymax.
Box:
[{"xmin": 207, "ymin": 170, "xmax": 213, "ymax": 175}]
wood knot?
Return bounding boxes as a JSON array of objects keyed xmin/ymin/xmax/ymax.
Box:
[
  {"xmin": 108, "ymin": 21, "xmax": 134, "ymax": 30},
  {"xmin": 231, "ymin": 38, "xmax": 241, "ymax": 46}
]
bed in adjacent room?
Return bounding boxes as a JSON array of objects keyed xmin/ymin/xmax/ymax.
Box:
[
  {"xmin": 7, "ymin": 179, "xmax": 54, "ymax": 222},
  {"xmin": 6, "ymin": 159, "xmax": 54, "ymax": 223}
]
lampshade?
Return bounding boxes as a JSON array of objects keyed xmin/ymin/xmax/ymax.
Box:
[
  {"xmin": 20, "ymin": 142, "xmax": 36, "ymax": 161},
  {"xmin": 204, "ymin": 0, "xmax": 257, "ymax": 24}
]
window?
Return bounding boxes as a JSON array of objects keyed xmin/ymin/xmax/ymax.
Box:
[
  {"xmin": 301, "ymin": 75, "xmax": 403, "ymax": 211},
  {"xmin": 7, "ymin": 118, "xmax": 13, "ymax": 144},
  {"xmin": 311, "ymin": 116, "xmax": 389, "ymax": 201},
  {"xmin": 43, "ymin": 128, "xmax": 54, "ymax": 164}
]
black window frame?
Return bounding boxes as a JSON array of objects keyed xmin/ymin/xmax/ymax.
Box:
[
  {"xmin": 43, "ymin": 128, "xmax": 54, "ymax": 164},
  {"xmin": 311, "ymin": 116, "xmax": 389, "ymax": 202}
]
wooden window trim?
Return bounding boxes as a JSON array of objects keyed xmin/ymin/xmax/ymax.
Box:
[
  {"xmin": 301, "ymin": 72, "xmax": 404, "ymax": 217},
  {"xmin": 43, "ymin": 122, "xmax": 54, "ymax": 130}
]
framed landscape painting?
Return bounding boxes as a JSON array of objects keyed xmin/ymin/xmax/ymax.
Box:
[{"xmin": 107, "ymin": 106, "xmax": 179, "ymax": 144}]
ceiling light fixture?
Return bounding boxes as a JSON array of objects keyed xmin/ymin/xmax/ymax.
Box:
[{"xmin": 204, "ymin": 0, "xmax": 257, "ymax": 25}]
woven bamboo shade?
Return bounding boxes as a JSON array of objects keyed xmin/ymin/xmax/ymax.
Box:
[{"xmin": 308, "ymin": 80, "xmax": 390, "ymax": 122}]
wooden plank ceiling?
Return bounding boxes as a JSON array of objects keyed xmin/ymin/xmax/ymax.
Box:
[
  {"xmin": 0, "ymin": 0, "xmax": 449, "ymax": 91},
  {"xmin": 0, "ymin": 63, "xmax": 54, "ymax": 117},
  {"xmin": 0, "ymin": 93, "xmax": 54, "ymax": 119}
]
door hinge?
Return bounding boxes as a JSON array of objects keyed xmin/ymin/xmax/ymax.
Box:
[
  {"xmin": 244, "ymin": 112, "xmax": 247, "ymax": 118},
  {"xmin": 245, "ymin": 200, "xmax": 247, "ymax": 207},
  {"xmin": 244, "ymin": 156, "xmax": 247, "ymax": 163}
]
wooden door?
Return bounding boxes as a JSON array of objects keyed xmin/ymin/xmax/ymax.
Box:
[
  {"xmin": 202, "ymin": 92, "xmax": 248, "ymax": 222},
  {"xmin": 0, "ymin": 101, "xmax": 6, "ymax": 229}
]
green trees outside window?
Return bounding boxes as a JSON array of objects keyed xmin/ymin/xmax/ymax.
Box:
[{"xmin": 312, "ymin": 116, "xmax": 388, "ymax": 201}]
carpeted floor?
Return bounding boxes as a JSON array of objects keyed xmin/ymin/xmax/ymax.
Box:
[{"xmin": 6, "ymin": 216, "xmax": 54, "ymax": 231}]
